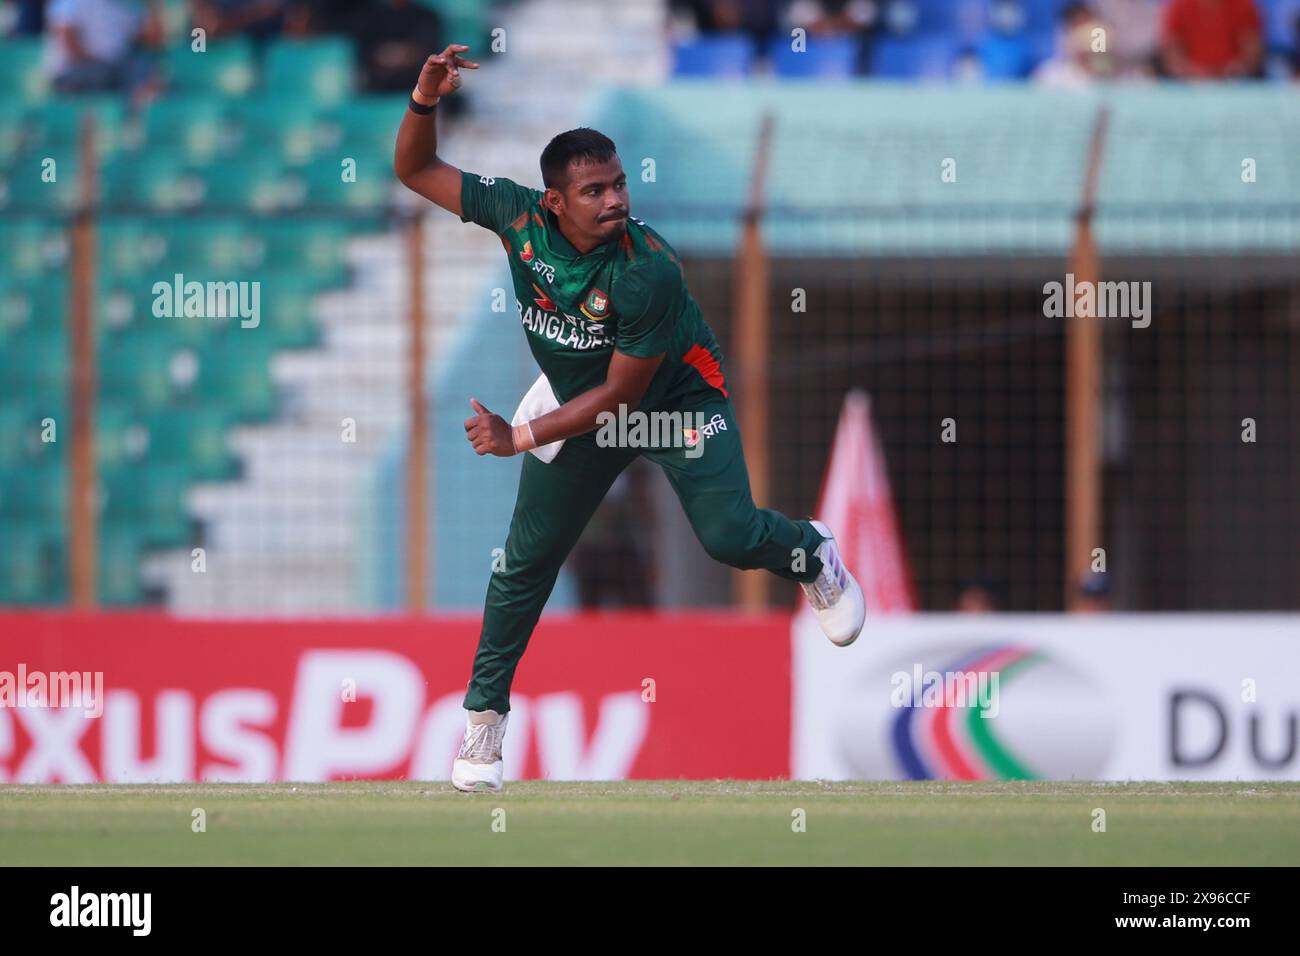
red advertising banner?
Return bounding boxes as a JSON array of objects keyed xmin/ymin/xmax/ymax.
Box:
[{"xmin": 0, "ymin": 612, "xmax": 791, "ymax": 783}]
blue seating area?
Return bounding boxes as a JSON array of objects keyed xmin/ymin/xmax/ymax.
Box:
[{"xmin": 673, "ymin": 0, "xmax": 1300, "ymax": 80}]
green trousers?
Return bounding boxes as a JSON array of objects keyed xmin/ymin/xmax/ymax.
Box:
[{"xmin": 462, "ymin": 395, "xmax": 826, "ymax": 715}]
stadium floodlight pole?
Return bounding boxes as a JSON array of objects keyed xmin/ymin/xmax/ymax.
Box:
[
  {"xmin": 734, "ymin": 112, "xmax": 775, "ymax": 611},
  {"xmin": 406, "ymin": 211, "xmax": 429, "ymax": 613},
  {"xmin": 1065, "ymin": 107, "xmax": 1110, "ymax": 611},
  {"xmin": 69, "ymin": 111, "xmax": 99, "ymax": 609}
]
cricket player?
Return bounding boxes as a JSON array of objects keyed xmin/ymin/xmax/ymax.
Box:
[{"xmin": 394, "ymin": 45, "xmax": 866, "ymax": 792}]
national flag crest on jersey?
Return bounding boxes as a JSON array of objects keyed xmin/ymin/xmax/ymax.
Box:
[
  {"xmin": 519, "ymin": 240, "xmax": 534, "ymax": 263},
  {"xmin": 580, "ymin": 288, "xmax": 609, "ymax": 321}
]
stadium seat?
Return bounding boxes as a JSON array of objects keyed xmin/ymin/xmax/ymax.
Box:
[
  {"xmin": 0, "ymin": 521, "xmax": 65, "ymax": 605},
  {"xmin": 768, "ymin": 36, "xmax": 860, "ymax": 78},
  {"xmin": 102, "ymin": 155, "xmax": 205, "ymax": 212},
  {"xmin": 0, "ymin": 275, "xmax": 66, "ymax": 339},
  {"xmin": 248, "ymin": 220, "xmax": 352, "ymax": 285},
  {"xmin": 882, "ymin": 0, "xmax": 984, "ymax": 36},
  {"xmin": 0, "ymin": 222, "xmax": 70, "ymax": 278},
  {"xmin": 97, "ymin": 402, "xmax": 238, "ymax": 482},
  {"xmin": 98, "ymin": 525, "xmax": 145, "ymax": 605},
  {"xmin": 98, "ymin": 218, "xmax": 170, "ymax": 283},
  {"xmin": 0, "ymin": 400, "xmax": 65, "ymax": 471},
  {"xmin": 978, "ymin": 34, "xmax": 1035, "ymax": 79},
  {"xmin": 264, "ymin": 39, "xmax": 357, "ymax": 107},
  {"xmin": 144, "ymin": 407, "xmax": 239, "ymax": 480},
  {"xmin": 102, "ymin": 463, "xmax": 192, "ymax": 547},
  {"xmin": 255, "ymin": 273, "xmax": 326, "ymax": 350},
  {"xmin": 1263, "ymin": 0, "xmax": 1300, "ymax": 52},
  {"xmin": 871, "ymin": 35, "xmax": 962, "ymax": 79},
  {"xmin": 1013, "ymin": 0, "xmax": 1071, "ymax": 36},
  {"xmin": 165, "ymin": 39, "xmax": 257, "ymax": 97},
  {"xmin": 3, "ymin": 148, "xmax": 81, "ymax": 212},
  {"xmin": 0, "ymin": 322, "xmax": 68, "ymax": 402},
  {"xmin": 672, "ymin": 35, "xmax": 757, "ymax": 78},
  {"xmin": 0, "ymin": 462, "xmax": 66, "ymax": 529},
  {"xmin": 200, "ymin": 158, "xmax": 293, "ymax": 212},
  {"xmin": 153, "ymin": 218, "xmax": 249, "ymax": 273},
  {"xmin": 0, "ymin": 106, "xmax": 28, "ymax": 168},
  {"xmin": 99, "ymin": 334, "xmax": 192, "ymax": 409},
  {"xmin": 195, "ymin": 338, "xmax": 277, "ymax": 422},
  {"xmin": 233, "ymin": 99, "xmax": 329, "ymax": 167},
  {"xmin": 292, "ymin": 157, "xmax": 393, "ymax": 210},
  {"xmin": 324, "ymin": 97, "xmax": 410, "ymax": 162},
  {"xmin": 28, "ymin": 98, "xmax": 126, "ymax": 160},
  {"xmin": 142, "ymin": 97, "xmax": 234, "ymax": 165},
  {"xmin": 0, "ymin": 40, "xmax": 48, "ymax": 105}
]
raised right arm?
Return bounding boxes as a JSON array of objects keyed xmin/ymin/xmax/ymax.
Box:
[{"xmin": 394, "ymin": 45, "xmax": 479, "ymax": 215}]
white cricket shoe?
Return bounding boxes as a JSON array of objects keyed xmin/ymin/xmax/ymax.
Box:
[
  {"xmin": 801, "ymin": 520, "xmax": 866, "ymax": 647},
  {"xmin": 451, "ymin": 709, "xmax": 508, "ymax": 793}
]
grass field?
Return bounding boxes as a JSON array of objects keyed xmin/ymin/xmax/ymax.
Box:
[{"xmin": 2, "ymin": 781, "xmax": 1298, "ymax": 866}]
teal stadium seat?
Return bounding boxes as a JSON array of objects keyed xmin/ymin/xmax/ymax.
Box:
[
  {"xmin": 142, "ymin": 97, "xmax": 234, "ymax": 165},
  {"xmin": 102, "ymin": 154, "xmax": 205, "ymax": 211},
  {"xmin": 165, "ymin": 39, "xmax": 257, "ymax": 97},
  {"xmin": 0, "ymin": 319, "xmax": 68, "ymax": 403},
  {"xmin": 200, "ymin": 157, "xmax": 291, "ymax": 211},
  {"xmin": 0, "ymin": 400, "xmax": 65, "ymax": 471},
  {"xmin": 248, "ymin": 219, "xmax": 351, "ymax": 285},
  {"xmin": 0, "ymin": 105, "xmax": 27, "ymax": 168},
  {"xmin": 97, "ymin": 526, "xmax": 145, "ymax": 605},
  {"xmin": 234, "ymin": 98, "xmax": 328, "ymax": 167},
  {"xmin": 0, "ymin": 222, "xmax": 70, "ymax": 278},
  {"xmin": 0, "ymin": 40, "xmax": 48, "ymax": 105},
  {"xmin": 98, "ymin": 334, "xmax": 193, "ymax": 409},
  {"xmin": 265, "ymin": 39, "xmax": 356, "ymax": 108},
  {"xmin": 293, "ymin": 154, "xmax": 391, "ymax": 210},
  {"xmin": 256, "ymin": 272, "xmax": 325, "ymax": 349},
  {"xmin": 195, "ymin": 337, "xmax": 276, "ymax": 422},
  {"xmin": 102, "ymin": 462, "xmax": 191, "ymax": 547},
  {"xmin": 0, "ymin": 522, "xmax": 65, "ymax": 605}
]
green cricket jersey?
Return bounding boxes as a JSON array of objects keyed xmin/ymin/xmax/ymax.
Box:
[{"xmin": 458, "ymin": 170, "xmax": 729, "ymax": 411}]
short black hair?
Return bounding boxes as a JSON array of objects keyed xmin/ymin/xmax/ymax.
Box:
[{"xmin": 540, "ymin": 128, "xmax": 617, "ymax": 190}]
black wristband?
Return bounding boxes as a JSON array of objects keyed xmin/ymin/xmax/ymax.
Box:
[{"xmin": 408, "ymin": 95, "xmax": 437, "ymax": 115}]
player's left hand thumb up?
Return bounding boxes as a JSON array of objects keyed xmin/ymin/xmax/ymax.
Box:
[{"xmin": 464, "ymin": 398, "xmax": 514, "ymax": 457}]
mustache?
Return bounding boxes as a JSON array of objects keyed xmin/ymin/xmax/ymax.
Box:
[{"xmin": 599, "ymin": 210, "xmax": 628, "ymax": 222}]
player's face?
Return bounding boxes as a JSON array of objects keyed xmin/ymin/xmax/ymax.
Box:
[{"xmin": 559, "ymin": 156, "xmax": 630, "ymax": 244}]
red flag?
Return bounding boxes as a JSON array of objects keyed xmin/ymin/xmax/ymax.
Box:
[{"xmin": 806, "ymin": 391, "xmax": 916, "ymax": 612}]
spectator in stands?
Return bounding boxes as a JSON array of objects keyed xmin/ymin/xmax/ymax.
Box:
[
  {"xmin": 1094, "ymin": 0, "xmax": 1162, "ymax": 77},
  {"xmin": 785, "ymin": 0, "xmax": 877, "ymax": 73},
  {"xmin": 672, "ymin": 0, "xmax": 783, "ymax": 53},
  {"xmin": 191, "ymin": 0, "xmax": 286, "ymax": 41},
  {"xmin": 1160, "ymin": 0, "xmax": 1263, "ymax": 79},
  {"xmin": 1074, "ymin": 570, "xmax": 1113, "ymax": 613},
  {"xmin": 954, "ymin": 577, "xmax": 1006, "ymax": 613},
  {"xmin": 353, "ymin": 0, "xmax": 444, "ymax": 92},
  {"xmin": 7, "ymin": 0, "xmax": 47, "ymax": 35},
  {"xmin": 1032, "ymin": 3, "xmax": 1117, "ymax": 88},
  {"xmin": 44, "ymin": 0, "xmax": 166, "ymax": 96}
]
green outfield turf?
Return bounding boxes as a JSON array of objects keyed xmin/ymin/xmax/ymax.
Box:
[{"xmin": 2, "ymin": 781, "xmax": 1298, "ymax": 866}]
